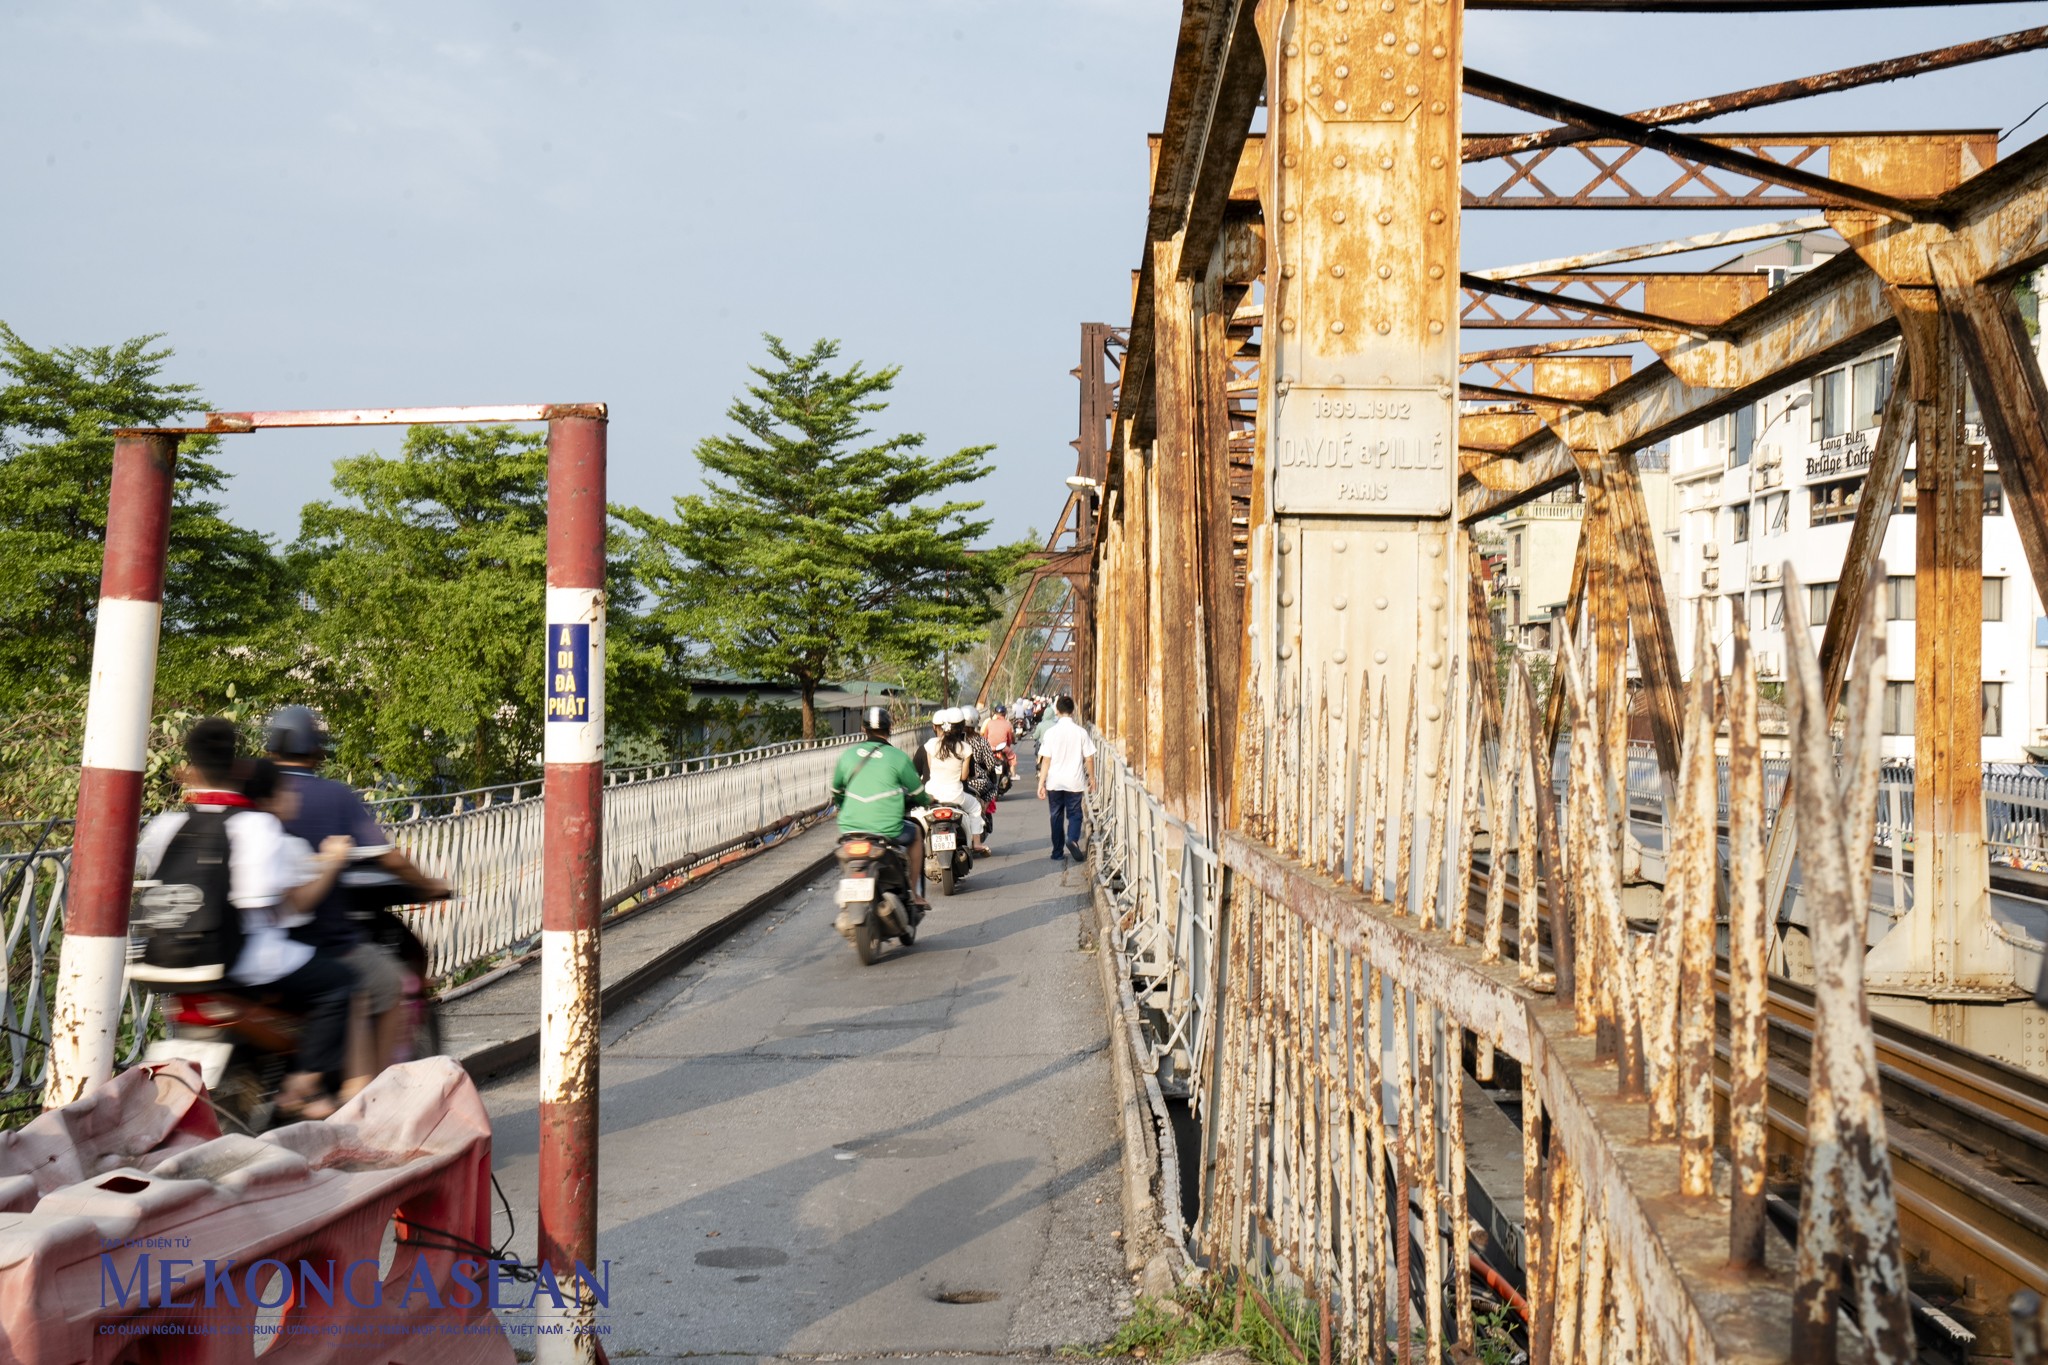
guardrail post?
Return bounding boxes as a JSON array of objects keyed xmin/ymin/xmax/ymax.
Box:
[
  {"xmin": 540, "ymin": 410, "xmax": 607, "ymax": 1360},
  {"xmin": 46, "ymin": 432, "xmax": 177, "ymax": 1106}
]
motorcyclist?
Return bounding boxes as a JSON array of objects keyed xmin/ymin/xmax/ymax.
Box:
[
  {"xmin": 983, "ymin": 704, "xmax": 1017, "ymax": 783},
  {"xmin": 830, "ymin": 706, "xmax": 931, "ymax": 907},
  {"xmin": 958, "ymin": 704, "xmax": 1001, "ymax": 852},
  {"xmin": 921, "ymin": 709, "xmax": 987, "ymax": 853},
  {"xmin": 264, "ymin": 705, "xmax": 447, "ymax": 1096}
]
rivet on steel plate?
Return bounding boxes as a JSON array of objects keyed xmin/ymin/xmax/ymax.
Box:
[
  {"xmin": 1375, "ymin": 596, "xmax": 1389, "ymax": 610},
  {"xmin": 1383, "ymin": 30, "xmax": 1397, "ymax": 45},
  {"xmin": 1280, "ymin": 643, "xmax": 1295, "ymax": 659},
  {"xmin": 1335, "ymin": 100, "xmax": 1350, "ymax": 112},
  {"xmin": 1408, "ymin": 84, "xmax": 1421, "ymax": 96},
  {"xmin": 1282, "ymin": 264, "xmax": 1298, "ymax": 277},
  {"xmin": 1379, "ymin": 265, "xmax": 1393, "ymax": 278},
  {"xmin": 1283, "ymin": 318, "xmax": 1298, "ymax": 331},
  {"xmin": 1285, "ymin": 42, "xmax": 1300, "ymax": 55},
  {"xmin": 1335, "ymin": 648, "xmax": 1348, "ymax": 663},
  {"xmin": 1375, "ymin": 650, "xmax": 1388, "ymax": 663},
  {"xmin": 1430, "ymin": 154, "xmax": 1445, "ymax": 168},
  {"xmin": 1380, "ymin": 156, "xmax": 1395, "ymax": 169},
  {"xmin": 1333, "ymin": 264, "xmax": 1347, "ymax": 277},
  {"xmin": 1279, "ymin": 534, "xmax": 1292, "ymax": 554},
  {"xmin": 1335, "ymin": 596, "xmax": 1349, "ymax": 610},
  {"xmin": 1431, "ymin": 99, "xmax": 1446, "ymax": 112},
  {"xmin": 1281, "ymin": 591, "xmax": 1296, "ymax": 606},
  {"xmin": 1432, "ymin": 43, "xmax": 1446, "ymax": 56},
  {"xmin": 1332, "ymin": 321, "xmax": 1347, "ymax": 333},
  {"xmin": 1429, "ymin": 655, "xmax": 1444, "ymax": 670},
  {"xmin": 1376, "ymin": 321, "xmax": 1392, "ymax": 334},
  {"xmin": 1427, "ymin": 543, "xmax": 1442, "ymax": 558},
  {"xmin": 1429, "ymin": 320, "xmax": 1444, "ymax": 334},
  {"xmin": 1334, "ymin": 154, "xmax": 1348, "ymax": 167},
  {"xmin": 1310, "ymin": 41, "xmax": 1324, "ymax": 53},
  {"xmin": 1336, "ymin": 64, "xmax": 1350, "ymax": 77},
  {"xmin": 1333, "ymin": 538, "xmax": 1347, "ymax": 552},
  {"xmin": 1313, "ymin": 83, "xmax": 1325, "ymax": 96},
  {"xmin": 1380, "ymin": 101, "xmax": 1395, "ymax": 113},
  {"xmin": 1383, "ymin": 67, "xmax": 1395, "ymax": 80},
  {"xmin": 1407, "ymin": 41, "xmax": 1421, "ymax": 55},
  {"xmin": 1378, "ymin": 210, "xmax": 1394, "ymax": 224},
  {"xmin": 1429, "ymin": 209, "xmax": 1445, "ymax": 223},
  {"xmin": 1376, "ymin": 539, "xmax": 1388, "ymax": 553},
  {"xmin": 1426, "ymin": 707, "xmax": 1441, "ymax": 722},
  {"xmin": 1334, "ymin": 209, "xmax": 1348, "ymax": 223},
  {"xmin": 1285, "ymin": 98, "xmax": 1300, "ymax": 112},
  {"xmin": 1283, "ymin": 208, "xmax": 1298, "ymax": 222},
  {"xmin": 1428, "ymin": 264, "xmax": 1443, "ymax": 278}
]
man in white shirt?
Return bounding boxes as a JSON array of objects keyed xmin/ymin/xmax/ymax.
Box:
[{"xmin": 1035, "ymin": 694, "xmax": 1096, "ymax": 862}]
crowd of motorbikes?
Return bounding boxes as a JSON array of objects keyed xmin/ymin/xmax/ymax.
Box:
[
  {"xmin": 133, "ymin": 700, "xmax": 1053, "ymax": 1122},
  {"xmin": 833, "ymin": 699, "xmax": 1047, "ymax": 966}
]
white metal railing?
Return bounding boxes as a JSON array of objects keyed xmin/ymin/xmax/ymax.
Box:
[{"xmin": 0, "ymin": 728, "xmax": 925, "ymax": 1097}]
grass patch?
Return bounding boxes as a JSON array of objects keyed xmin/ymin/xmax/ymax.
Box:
[{"xmin": 1102, "ymin": 1273, "xmax": 1321, "ymax": 1365}]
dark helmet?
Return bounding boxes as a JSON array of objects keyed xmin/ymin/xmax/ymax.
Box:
[
  {"xmin": 862, "ymin": 705, "xmax": 893, "ymax": 737},
  {"xmin": 264, "ymin": 704, "xmax": 330, "ymax": 758}
]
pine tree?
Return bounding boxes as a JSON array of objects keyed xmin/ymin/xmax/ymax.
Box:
[{"xmin": 622, "ymin": 336, "xmax": 1026, "ymax": 738}]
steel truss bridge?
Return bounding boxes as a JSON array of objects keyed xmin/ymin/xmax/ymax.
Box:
[{"xmin": 979, "ymin": 4, "xmax": 2048, "ymax": 1362}]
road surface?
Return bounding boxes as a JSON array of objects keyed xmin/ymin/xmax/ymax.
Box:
[{"xmin": 478, "ymin": 783, "xmax": 1133, "ymax": 1360}]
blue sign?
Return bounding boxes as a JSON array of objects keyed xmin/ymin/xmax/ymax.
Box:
[{"xmin": 547, "ymin": 623, "xmax": 591, "ymax": 722}]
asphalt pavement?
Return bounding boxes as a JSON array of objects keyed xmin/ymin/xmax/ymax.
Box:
[{"xmin": 477, "ymin": 776, "xmax": 1133, "ymax": 1361}]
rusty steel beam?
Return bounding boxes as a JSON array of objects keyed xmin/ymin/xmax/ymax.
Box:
[
  {"xmin": 1464, "ymin": 72, "xmax": 1928, "ymax": 217},
  {"xmin": 1474, "ymin": 220, "xmax": 1827, "ymax": 281},
  {"xmin": 1462, "ymin": 272, "xmax": 1760, "ymax": 334},
  {"xmin": 120, "ymin": 402, "xmax": 608, "ymax": 436},
  {"xmin": 1465, "ymin": 28, "xmax": 2048, "ymax": 163},
  {"xmin": 1464, "ymin": 131, "xmax": 1993, "ymax": 211}
]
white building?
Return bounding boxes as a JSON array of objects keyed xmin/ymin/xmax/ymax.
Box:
[{"xmin": 1664, "ymin": 238, "xmax": 2048, "ymax": 763}]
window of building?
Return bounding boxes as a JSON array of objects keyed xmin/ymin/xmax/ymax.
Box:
[
  {"xmin": 1883, "ymin": 681, "xmax": 1915, "ymax": 736},
  {"xmin": 1886, "ymin": 574, "xmax": 1916, "ymax": 621},
  {"xmin": 1510, "ymin": 591, "xmax": 1521, "ymax": 626},
  {"xmin": 1810, "ymin": 477, "xmax": 1862, "ymax": 526},
  {"xmin": 1852, "ymin": 354, "xmax": 1896, "ymax": 430},
  {"xmin": 1811, "ymin": 368, "xmax": 1849, "ymax": 441},
  {"xmin": 1732, "ymin": 403, "xmax": 1756, "ymax": 467},
  {"xmin": 1985, "ymin": 577, "xmax": 2006, "ymax": 622},
  {"xmin": 1766, "ymin": 587, "xmax": 1785, "ymax": 628},
  {"xmin": 1986, "ymin": 472, "xmax": 2005, "ymax": 517},
  {"xmin": 1984, "ymin": 682, "xmax": 2005, "ymax": 737},
  {"xmin": 1765, "ymin": 491, "xmax": 1789, "ymax": 534},
  {"xmin": 1731, "ymin": 502, "xmax": 1750, "ymax": 543},
  {"xmin": 1512, "ymin": 533, "xmax": 1522, "ymax": 567},
  {"xmin": 1900, "ymin": 467, "xmax": 1918, "ymax": 512},
  {"xmin": 1810, "ymin": 581, "xmax": 1839, "ymax": 621}
]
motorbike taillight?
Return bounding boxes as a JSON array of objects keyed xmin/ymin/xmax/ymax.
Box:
[
  {"xmin": 172, "ymin": 995, "xmax": 241, "ymax": 1026},
  {"xmin": 931, "ymin": 808, "xmax": 957, "ymax": 821}
]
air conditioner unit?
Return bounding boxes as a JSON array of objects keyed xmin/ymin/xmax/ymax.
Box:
[
  {"xmin": 1505, "ymin": 576, "xmax": 1522, "ymax": 589},
  {"xmin": 1752, "ymin": 563, "xmax": 1781, "ymax": 584},
  {"xmin": 1702, "ymin": 567, "xmax": 1721, "ymax": 592},
  {"xmin": 1702, "ymin": 542, "xmax": 1721, "ymax": 560},
  {"xmin": 1756, "ymin": 448, "xmax": 1782, "ymax": 470},
  {"xmin": 1756, "ymin": 651, "xmax": 1783, "ymax": 678},
  {"xmin": 1756, "ymin": 468, "xmax": 1781, "ymax": 490}
]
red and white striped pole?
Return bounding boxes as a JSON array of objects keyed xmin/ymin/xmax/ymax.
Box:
[
  {"xmin": 538, "ymin": 409, "xmax": 605, "ymax": 1360},
  {"xmin": 47, "ymin": 433, "xmax": 178, "ymax": 1106}
]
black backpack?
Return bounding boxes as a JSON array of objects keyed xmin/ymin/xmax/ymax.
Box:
[{"xmin": 129, "ymin": 809, "xmax": 245, "ymax": 983}]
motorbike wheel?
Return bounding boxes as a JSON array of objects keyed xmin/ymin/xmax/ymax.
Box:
[
  {"xmin": 940, "ymin": 866, "xmax": 956, "ymax": 897},
  {"xmin": 212, "ymin": 1057, "xmax": 274, "ymax": 1135},
  {"xmin": 853, "ymin": 914, "xmax": 881, "ymax": 965}
]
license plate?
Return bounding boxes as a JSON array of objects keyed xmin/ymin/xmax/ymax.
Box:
[
  {"xmin": 836, "ymin": 877, "xmax": 876, "ymax": 903},
  {"xmin": 930, "ymin": 833, "xmax": 957, "ymax": 852},
  {"xmin": 144, "ymin": 1038, "xmax": 235, "ymax": 1089}
]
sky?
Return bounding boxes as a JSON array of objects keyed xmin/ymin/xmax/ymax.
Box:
[{"xmin": 5, "ymin": 0, "xmax": 2048, "ymax": 549}]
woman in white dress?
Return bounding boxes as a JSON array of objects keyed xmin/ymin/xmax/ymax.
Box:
[{"xmin": 922, "ymin": 709, "xmax": 986, "ymax": 847}]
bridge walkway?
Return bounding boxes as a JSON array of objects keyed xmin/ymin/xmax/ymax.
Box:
[{"xmin": 476, "ymin": 786, "xmax": 1132, "ymax": 1359}]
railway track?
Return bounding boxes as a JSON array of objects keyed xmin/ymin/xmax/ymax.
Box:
[{"xmin": 1469, "ymin": 867, "xmax": 2048, "ymax": 1356}]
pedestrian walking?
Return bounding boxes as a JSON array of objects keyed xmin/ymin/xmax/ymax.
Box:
[{"xmin": 1035, "ymin": 694, "xmax": 1096, "ymax": 863}]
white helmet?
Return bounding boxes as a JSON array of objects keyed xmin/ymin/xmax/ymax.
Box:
[
  {"xmin": 961, "ymin": 703, "xmax": 980, "ymax": 726},
  {"xmin": 934, "ymin": 707, "xmax": 960, "ymax": 727}
]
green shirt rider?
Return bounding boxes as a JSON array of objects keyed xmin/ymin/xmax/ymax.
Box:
[{"xmin": 829, "ymin": 705, "xmax": 932, "ymax": 906}]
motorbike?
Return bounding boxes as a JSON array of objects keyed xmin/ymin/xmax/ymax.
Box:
[
  {"xmin": 916, "ymin": 804, "xmax": 973, "ymax": 896},
  {"xmin": 832, "ymin": 832, "xmax": 921, "ymax": 965},
  {"xmin": 141, "ymin": 861, "xmax": 446, "ymax": 1133}
]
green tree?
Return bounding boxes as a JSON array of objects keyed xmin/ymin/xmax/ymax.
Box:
[
  {"xmin": 621, "ymin": 336, "xmax": 1027, "ymax": 738},
  {"xmin": 0, "ymin": 324, "xmax": 289, "ymax": 696},
  {"xmin": 293, "ymin": 425, "xmax": 687, "ymax": 791}
]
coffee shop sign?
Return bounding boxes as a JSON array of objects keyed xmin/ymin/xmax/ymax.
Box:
[{"xmin": 1805, "ymin": 431, "xmax": 1871, "ymax": 479}]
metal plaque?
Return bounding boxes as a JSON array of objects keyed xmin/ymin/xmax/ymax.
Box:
[{"xmin": 1272, "ymin": 386, "xmax": 1453, "ymax": 518}]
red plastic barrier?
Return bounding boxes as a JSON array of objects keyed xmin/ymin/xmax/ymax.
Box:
[
  {"xmin": 0, "ymin": 1061, "xmax": 221, "ymax": 1215},
  {"xmin": 0, "ymin": 1058, "xmax": 514, "ymax": 1364}
]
